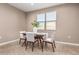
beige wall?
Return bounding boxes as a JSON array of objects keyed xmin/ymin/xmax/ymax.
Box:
[
  {"xmin": 0, "ymin": 4, "xmax": 26, "ymax": 43},
  {"xmin": 0, "ymin": 3, "xmax": 78, "ymax": 44},
  {"xmin": 25, "ymin": 3, "xmax": 79, "ymax": 44}
]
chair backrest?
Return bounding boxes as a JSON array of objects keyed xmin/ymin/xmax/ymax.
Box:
[
  {"xmin": 45, "ymin": 33, "xmax": 48, "ymax": 39},
  {"xmin": 19, "ymin": 31, "xmax": 26, "ymax": 39},
  {"xmin": 44, "ymin": 33, "xmax": 48, "ymax": 39},
  {"xmin": 26, "ymin": 32, "xmax": 35, "ymax": 42},
  {"xmin": 20, "ymin": 33, "xmax": 24, "ymax": 38},
  {"xmin": 51, "ymin": 31, "xmax": 56, "ymax": 40}
]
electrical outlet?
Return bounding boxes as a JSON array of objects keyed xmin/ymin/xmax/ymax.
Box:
[{"xmin": 67, "ymin": 35, "xmax": 71, "ymax": 39}]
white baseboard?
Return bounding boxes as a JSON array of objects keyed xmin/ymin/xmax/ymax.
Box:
[
  {"xmin": 56, "ymin": 41, "xmax": 79, "ymax": 46},
  {"xmin": 0, "ymin": 39, "xmax": 19, "ymax": 46},
  {"xmin": 0, "ymin": 39, "xmax": 79, "ymax": 47}
]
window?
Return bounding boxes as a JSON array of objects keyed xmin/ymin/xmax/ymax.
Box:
[
  {"xmin": 37, "ymin": 11, "xmax": 56, "ymax": 30},
  {"xmin": 46, "ymin": 12, "xmax": 56, "ymax": 30},
  {"xmin": 37, "ymin": 13, "xmax": 45, "ymax": 30}
]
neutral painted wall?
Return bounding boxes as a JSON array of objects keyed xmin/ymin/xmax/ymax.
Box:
[
  {"xmin": 0, "ymin": 4, "xmax": 26, "ymax": 43},
  {"xmin": 25, "ymin": 3, "xmax": 79, "ymax": 44}
]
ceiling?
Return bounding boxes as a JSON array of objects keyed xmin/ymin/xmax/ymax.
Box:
[{"xmin": 9, "ymin": 3, "xmax": 63, "ymax": 12}]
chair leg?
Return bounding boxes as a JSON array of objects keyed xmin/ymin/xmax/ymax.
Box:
[
  {"xmin": 22, "ymin": 42, "xmax": 24, "ymax": 47},
  {"xmin": 19, "ymin": 39, "xmax": 21, "ymax": 44},
  {"xmin": 22, "ymin": 40, "xmax": 26, "ymax": 47},
  {"xmin": 23, "ymin": 39, "xmax": 26, "ymax": 46},
  {"xmin": 25, "ymin": 42, "xmax": 28, "ymax": 50},
  {"xmin": 52, "ymin": 43, "xmax": 55, "ymax": 52},
  {"xmin": 32, "ymin": 43, "xmax": 34, "ymax": 52},
  {"xmin": 41, "ymin": 42, "xmax": 43, "ymax": 52},
  {"xmin": 45, "ymin": 42, "xmax": 48, "ymax": 47},
  {"xmin": 37, "ymin": 40, "xmax": 39, "ymax": 47},
  {"xmin": 53, "ymin": 41, "xmax": 56, "ymax": 48}
]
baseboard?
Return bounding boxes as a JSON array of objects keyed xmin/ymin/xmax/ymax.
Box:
[
  {"xmin": 0, "ymin": 39, "xmax": 19, "ymax": 46},
  {"xmin": 0, "ymin": 39, "xmax": 79, "ymax": 47},
  {"xmin": 56, "ymin": 41, "xmax": 79, "ymax": 46}
]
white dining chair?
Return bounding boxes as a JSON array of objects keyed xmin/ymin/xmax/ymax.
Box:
[
  {"xmin": 25, "ymin": 32, "xmax": 37, "ymax": 52},
  {"xmin": 19, "ymin": 31, "xmax": 26, "ymax": 46},
  {"xmin": 43, "ymin": 32, "xmax": 56, "ymax": 52}
]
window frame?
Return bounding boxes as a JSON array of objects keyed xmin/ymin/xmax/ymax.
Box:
[{"xmin": 36, "ymin": 11, "xmax": 56, "ymax": 31}]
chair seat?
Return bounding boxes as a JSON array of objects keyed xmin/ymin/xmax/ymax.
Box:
[{"xmin": 44, "ymin": 38, "xmax": 53, "ymax": 42}]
